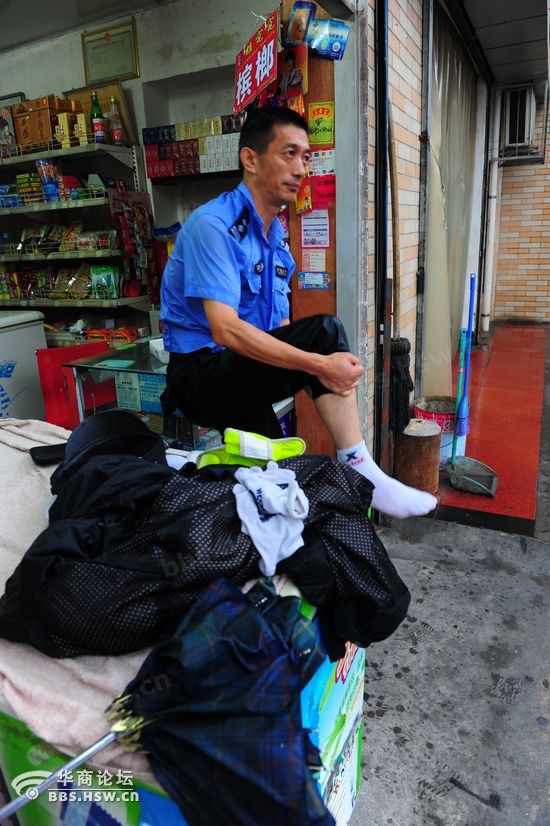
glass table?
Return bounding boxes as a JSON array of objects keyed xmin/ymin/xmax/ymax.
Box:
[{"xmin": 63, "ymin": 339, "xmax": 294, "ymax": 450}]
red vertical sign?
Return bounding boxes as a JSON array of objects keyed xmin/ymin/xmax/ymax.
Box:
[{"xmin": 234, "ymin": 10, "xmax": 279, "ymax": 114}]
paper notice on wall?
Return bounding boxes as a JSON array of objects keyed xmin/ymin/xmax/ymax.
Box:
[
  {"xmin": 298, "ymin": 271, "xmax": 331, "ymax": 290},
  {"xmin": 311, "ymin": 148, "xmax": 335, "ymax": 176},
  {"xmin": 302, "ymin": 249, "xmax": 326, "ymax": 271},
  {"xmin": 308, "ymin": 102, "xmax": 334, "ymax": 145},
  {"xmin": 115, "ymin": 373, "xmax": 141, "ymax": 411},
  {"xmin": 301, "ymin": 209, "xmax": 330, "ymax": 247},
  {"xmin": 312, "ymin": 174, "xmax": 336, "ymax": 207},
  {"xmin": 138, "ymin": 372, "xmax": 166, "ymax": 413}
]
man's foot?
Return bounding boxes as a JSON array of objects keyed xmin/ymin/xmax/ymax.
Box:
[
  {"xmin": 369, "ymin": 476, "xmax": 437, "ymax": 519},
  {"xmin": 336, "ymin": 440, "xmax": 437, "ymax": 518}
]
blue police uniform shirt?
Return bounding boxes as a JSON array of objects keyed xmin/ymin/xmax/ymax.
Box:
[{"xmin": 161, "ymin": 183, "xmax": 295, "ymax": 354}]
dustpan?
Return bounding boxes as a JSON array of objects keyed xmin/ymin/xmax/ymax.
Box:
[
  {"xmin": 446, "ymin": 455, "xmax": 498, "ymax": 497},
  {"xmin": 445, "ymin": 274, "xmax": 498, "ymax": 497}
]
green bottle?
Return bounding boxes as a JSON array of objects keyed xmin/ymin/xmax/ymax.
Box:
[{"xmin": 91, "ymin": 91, "xmax": 106, "ymax": 143}]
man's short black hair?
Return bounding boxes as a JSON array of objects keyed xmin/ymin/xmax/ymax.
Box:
[{"xmin": 239, "ymin": 106, "xmax": 309, "ymax": 156}]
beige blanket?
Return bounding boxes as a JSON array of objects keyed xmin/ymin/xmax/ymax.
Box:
[{"xmin": 0, "ymin": 418, "xmax": 153, "ymax": 780}]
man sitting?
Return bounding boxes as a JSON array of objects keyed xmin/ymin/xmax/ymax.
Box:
[{"xmin": 160, "ymin": 106, "xmax": 436, "ymax": 519}]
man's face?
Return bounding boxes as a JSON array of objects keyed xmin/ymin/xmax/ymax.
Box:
[{"xmin": 252, "ymin": 123, "xmax": 311, "ymax": 208}]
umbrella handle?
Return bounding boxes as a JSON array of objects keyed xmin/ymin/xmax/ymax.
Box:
[{"xmin": 0, "ymin": 731, "xmax": 117, "ymax": 822}]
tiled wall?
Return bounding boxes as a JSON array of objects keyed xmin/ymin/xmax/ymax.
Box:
[
  {"xmin": 364, "ymin": 0, "xmax": 423, "ymax": 439},
  {"xmin": 494, "ymin": 109, "xmax": 550, "ymax": 321}
]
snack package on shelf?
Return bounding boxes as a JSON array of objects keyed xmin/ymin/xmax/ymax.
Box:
[
  {"xmin": 90, "ymin": 264, "xmax": 120, "ymax": 299},
  {"xmin": 38, "ymin": 224, "xmax": 66, "ymax": 253},
  {"xmin": 68, "ymin": 262, "xmax": 93, "ymax": 299},
  {"xmin": 74, "ymin": 229, "xmax": 117, "ymax": 252},
  {"xmin": 19, "ymin": 226, "xmax": 50, "ymax": 253},
  {"xmin": 0, "ymin": 265, "xmax": 22, "ymax": 299},
  {"xmin": 51, "ymin": 267, "xmax": 79, "ymax": 299},
  {"xmin": 16, "ymin": 172, "xmax": 44, "ymax": 205},
  {"xmin": 35, "ymin": 158, "xmax": 59, "ymax": 201},
  {"xmin": 0, "ymin": 184, "xmax": 19, "ymax": 208},
  {"xmin": 58, "ymin": 223, "xmax": 83, "ymax": 251},
  {"xmin": 18, "ymin": 264, "xmax": 56, "ymax": 298},
  {"xmin": 51, "ymin": 262, "xmax": 93, "ymax": 300}
]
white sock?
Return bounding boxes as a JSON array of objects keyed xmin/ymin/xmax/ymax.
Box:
[{"xmin": 336, "ymin": 440, "xmax": 437, "ymax": 519}]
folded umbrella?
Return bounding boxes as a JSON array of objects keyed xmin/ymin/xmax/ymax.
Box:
[{"xmin": 0, "ymin": 579, "xmax": 333, "ymax": 826}]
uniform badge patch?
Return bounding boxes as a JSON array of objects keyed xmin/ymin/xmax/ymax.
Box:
[
  {"xmin": 228, "ymin": 208, "xmax": 250, "ymax": 241},
  {"xmin": 275, "ymin": 265, "xmax": 288, "ymax": 279}
]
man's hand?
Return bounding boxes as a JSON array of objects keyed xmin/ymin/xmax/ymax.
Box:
[
  {"xmin": 203, "ymin": 300, "xmax": 365, "ymax": 394},
  {"xmin": 315, "ymin": 352, "xmax": 365, "ymax": 396}
]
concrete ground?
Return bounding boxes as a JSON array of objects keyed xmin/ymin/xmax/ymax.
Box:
[{"xmin": 350, "ymin": 332, "xmax": 550, "ymax": 826}]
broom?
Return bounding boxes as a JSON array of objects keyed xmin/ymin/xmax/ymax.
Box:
[
  {"xmin": 455, "ymin": 273, "xmax": 476, "ymax": 437},
  {"xmin": 388, "ymin": 101, "xmax": 414, "ymax": 433},
  {"xmin": 450, "ymin": 328, "xmax": 467, "ymax": 465}
]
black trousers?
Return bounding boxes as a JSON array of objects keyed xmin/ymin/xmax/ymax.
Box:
[{"xmin": 161, "ymin": 314, "xmax": 351, "ymax": 438}]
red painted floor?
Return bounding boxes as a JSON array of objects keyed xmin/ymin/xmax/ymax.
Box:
[{"xmin": 436, "ymin": 324, "xmax": 546, "ymax": 525}]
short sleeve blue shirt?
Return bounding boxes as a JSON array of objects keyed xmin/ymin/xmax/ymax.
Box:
[{"xmin": 160, "ymin": 183, "xmax": 295, "ymax": 353}]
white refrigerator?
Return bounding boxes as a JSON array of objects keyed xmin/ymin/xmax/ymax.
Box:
[{"xmin": 0, "ymin": 311, "xmax": 46, "ymax": 420}]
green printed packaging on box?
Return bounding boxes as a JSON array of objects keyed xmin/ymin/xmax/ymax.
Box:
[
  {"xmin": 0, "ymin": 711, "xmax": 185, "ymax": 825},
  {"xmin": 301, "ymin": 643, "xmax": 366, "ymax": 824}
]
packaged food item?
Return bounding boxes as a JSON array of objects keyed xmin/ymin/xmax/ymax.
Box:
[
  {"xmin": 39, "ymin": 224, "xmax": 66, "ymax": 253},
  {"xmin": 20, "ymin": 264, "xmax": 56, "ymax": 298},
  {"xmin": 51, "ymin": 267, "xmax": 77, "ymax": 298},
  {"xmin": 295, "ymin": 175, "xmax": 313, "ymax": 214},
  {"xmin": 73, "ymin": 112, "xmax": 89, "ymax": 146},
  {"xmin": 90, "ymin": 264, "xmax": 120, "ymax": 299},
  {"xmin": 66, "ymin": 262, "xmax": 92, "ymax": 299},
  {"xmin": 305, "ymin": 18, "xmax": 350, "ymax": 61},
  {"xmin": 286, "ymin": 1, "xmax": 316, "ymax": 46},
  {"xmin": 19, "ymin": 225, "xmax": 49, "ymax": 253},
  {"xmin": 59, "ymin": 223, "xmax": 83, "ymax": 252},
  {"xmin": 2, "ymin": 270, "xmax": 22, "ymax": 299}
]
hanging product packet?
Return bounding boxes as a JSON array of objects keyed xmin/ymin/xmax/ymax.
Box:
[
  {"xmin": 90, "ymin": 264, "xmax": 120, "ymax": 299},
  {"xmin": 286, "ymin": 1, "xmax": 316, "ymax": 46},
  {"xmin": 295, "ymin": 175, "xmax": 313, "ymax": 214},
  {"xmin": 305, "ymin": 18, "xmax": 350, "ymax": 61}
]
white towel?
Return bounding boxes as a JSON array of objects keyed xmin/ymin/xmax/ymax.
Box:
[{"xmin": 233, "ymin": 461, "xmax": 309, "ymax": 576}]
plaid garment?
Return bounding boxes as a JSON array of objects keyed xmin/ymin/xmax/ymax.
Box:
[{"xmin": 116, "ymin": 578, "xmax": 334, "ymax": 826}]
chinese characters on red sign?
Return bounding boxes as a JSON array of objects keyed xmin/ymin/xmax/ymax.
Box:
[{"xmin": 234, "ymin": 10, "xmax": 278, "ymax": 114}]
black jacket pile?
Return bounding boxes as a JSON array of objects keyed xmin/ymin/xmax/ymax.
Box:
[{"xmin": 0, "ymin": 453, "xmax": 410, "ymax": 659}]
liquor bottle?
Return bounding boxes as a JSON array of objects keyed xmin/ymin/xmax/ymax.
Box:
[
  {"xmin": 108, "ymin": 96, "xmax": 127, "ymax": 146},
  {"xmin": 90, "ymin": 91, "xmax": 107, "ymax": 143}
]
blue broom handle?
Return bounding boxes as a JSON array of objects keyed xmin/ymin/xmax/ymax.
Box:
[
  {"xmin": 462, "ymin": 273, "xmax": 476, "ymax": 400},
  {"xmin": 451, "ymin": 328, "xmax": 467, "ymax": 464}
]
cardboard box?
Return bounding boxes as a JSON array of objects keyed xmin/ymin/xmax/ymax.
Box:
[
  {"xmin": 0, "ymin": 619, "xmax": 363, "ymax": 826},
  {"xmin": 145, "ymin": 144, "xmax": 159, "ymax": 161},
  {"xmin": 53, "ymin": 112, "xmax": 76, "ymax": 149},
  {"xmin": 13, "ymin": 106, "xmax": 55, "ymax": 148},
  {"xmin": 73, "ymin": 112, "xmax": 89, "ymax": 146},
  {"xmin": 301, "ymin": 643, "xmax": 366, "ymax": 823},
  {"xmin": 0, "ymin": 710, "xmax": 184, "ymax": 825},
  {"xmin": 11, "ymin": 96, "xmax": 82, "ymax": 149}
]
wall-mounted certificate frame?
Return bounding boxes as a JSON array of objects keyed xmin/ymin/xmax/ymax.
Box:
[{"xmin": 82, "ymin": 20, "xmax": 140, "ymax": 86}]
